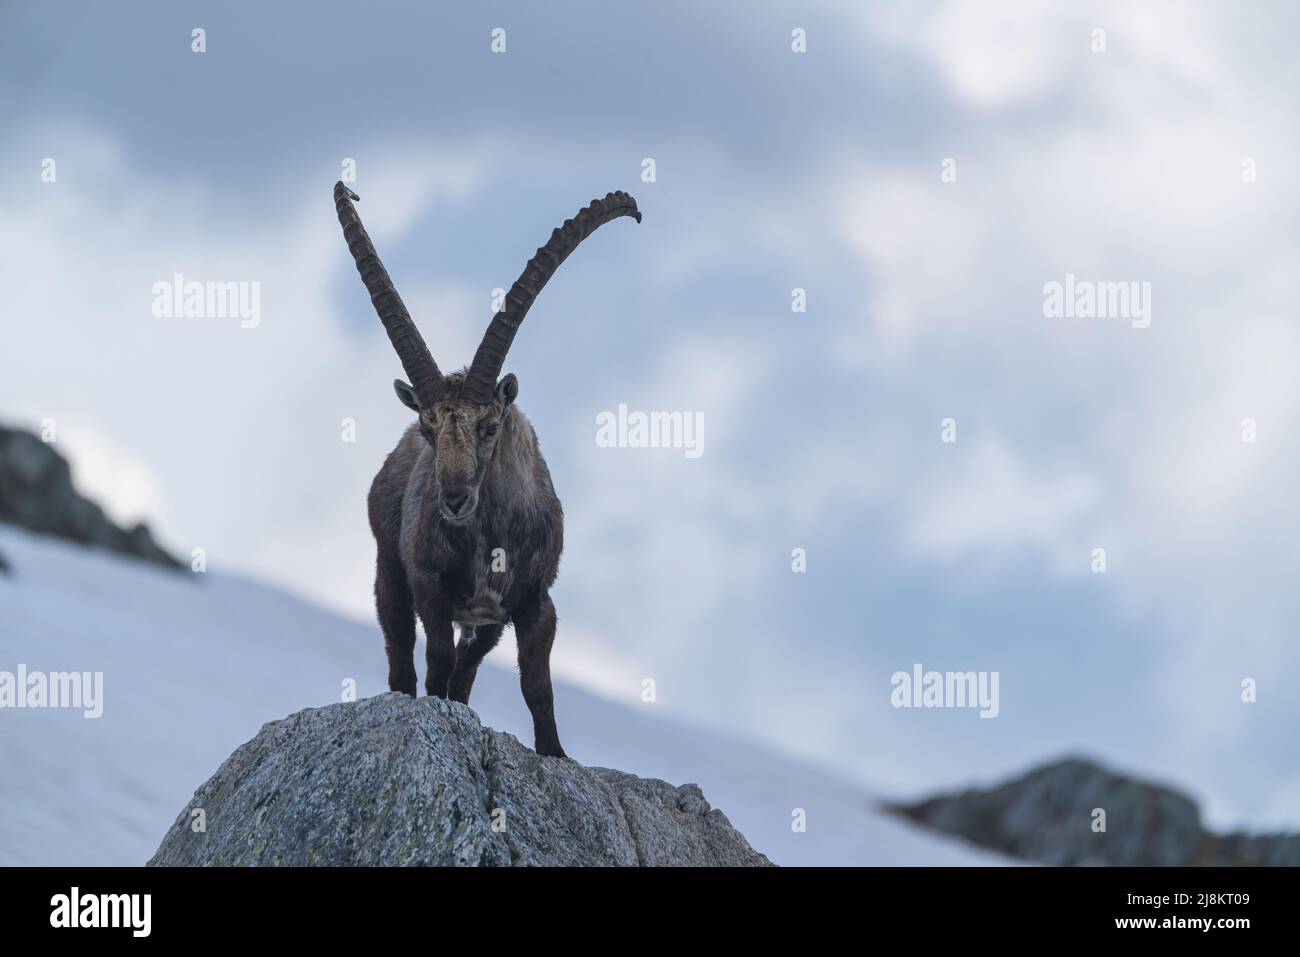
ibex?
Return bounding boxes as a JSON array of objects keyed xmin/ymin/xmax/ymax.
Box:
[{"xmin": 334, "ymin": 181, "xmax": 640, "ymax": 758}]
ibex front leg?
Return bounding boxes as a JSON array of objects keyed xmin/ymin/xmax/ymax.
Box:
[
  {"xmin": 413, "ymin": 578, "xmax": 457, "ymax": 698},
  {"xmin": 375, "ymin": 550, "xmax": 417, "ymax": 697},
  {"xmin": 514, "ymin": 590, "xmax": 564, "ymax": 758}
]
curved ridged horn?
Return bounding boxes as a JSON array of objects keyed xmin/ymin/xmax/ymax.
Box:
[
  {"xmin": 460, "ymin": 190, "xmax": 641, "ymax": 405},
  {"xmin": 334, "ymin": 181, "xmax": 445, "ymax": 407}
]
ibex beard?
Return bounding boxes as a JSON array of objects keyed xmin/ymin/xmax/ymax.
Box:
[{"xmin": 335, "ymin": 181, "xmax": 641, "ymax": 758}]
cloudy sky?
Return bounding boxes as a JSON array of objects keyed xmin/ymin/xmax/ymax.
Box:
[{"xmin": 4, "ymin": 1, "xmax": 1299, "ymax": 827}]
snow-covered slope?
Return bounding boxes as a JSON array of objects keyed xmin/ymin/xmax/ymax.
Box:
[{"xmin": 0, "ymin": 527, "xmax": 1002, "ymax": 866}]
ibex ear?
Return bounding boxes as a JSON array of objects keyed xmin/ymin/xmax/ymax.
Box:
[
  {"xmin": 495, "ymin": 373, "xmax": 519, "ymax": 409},
  {"xmin": 393, "ymin": 379, "xmax": 420, "ymax": 412}
]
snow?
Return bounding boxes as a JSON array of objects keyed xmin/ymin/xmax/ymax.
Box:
[{"xmin": 0, "ymin": 527, "xmax": 1003, "ymax": 866}]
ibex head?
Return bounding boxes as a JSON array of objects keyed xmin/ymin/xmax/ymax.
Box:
[{"xmin": 335, "ymin": 182, "xmax": 640, "ymax": 524}]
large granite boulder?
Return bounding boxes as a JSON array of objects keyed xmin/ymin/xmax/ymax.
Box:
[{"xmin": 149, "ymin": 693, "xmax": 772, "ymax": 867}]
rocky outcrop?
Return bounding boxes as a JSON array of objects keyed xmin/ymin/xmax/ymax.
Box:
[
  {"xmin": 891, "ymin": 756, "xmax": 1300, "ymax": 866},
  {"xmin": 0, "ymin": 424, "xmax": 182, "ymax": 571},
  {"xmin": 148, "ymin": 694, "xmax": 772, "ymax": 867}
]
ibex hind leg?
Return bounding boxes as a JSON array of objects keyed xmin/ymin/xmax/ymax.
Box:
[
  {"xmin": 449, "ymin": 623, "xmax": 504, "ymax": 705},
  {"xmin": 514, "ymin": 591, "xmax": 565, "ymax": 758},
  {"xmin": 375, "ymin": 552, "xmax": 417, "ymax": 697},
  {"xmin": 413, "ymin": 581, "xmax": 457, "ymax": 698}
]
